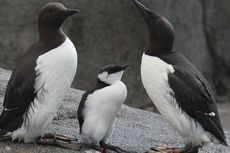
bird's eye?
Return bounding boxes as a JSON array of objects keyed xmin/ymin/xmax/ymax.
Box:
[{"xmin": 48, "ymin": 10, "xmax": 53, "ymax": 13}]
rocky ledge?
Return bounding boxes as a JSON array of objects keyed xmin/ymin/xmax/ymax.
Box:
[{"xmin": 0, "ymin": 68, "xmax": 229, "ymax": 153}]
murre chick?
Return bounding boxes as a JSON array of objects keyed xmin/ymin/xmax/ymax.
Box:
[
  {"xmin": 77, "ymin": 64, "xmax": 131, "ymax": 153},
  {"xmin": 0, "ymin": 2, "xmax": 79, "ymax": 149},
  {"xmin": 133, "ymin": 0, "xmax": 227, "ymax": 152}
]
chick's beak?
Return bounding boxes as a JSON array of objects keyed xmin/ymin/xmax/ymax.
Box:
[{"xmin": 121, "ymin": 64, "xmax": 130, "ymax": 70}]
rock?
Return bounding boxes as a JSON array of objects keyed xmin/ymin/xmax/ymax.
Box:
[
  {"xmin": 0, "ymin": 0, "xmax": 229, "ymax": 107},
  {"xmin": 0, "ymin": 142, "xmax": 77, "ymax": 153},
  {"xmin": 201, "ymin": 0, "xmax": 230, "ymax": 70},
  {"xmin": 0, "ymin": 67, "xmax": 229, "ymax": 152},
  {"xmin": 200, "ymin": 0, "xmax": 230, "ymax": 101}
]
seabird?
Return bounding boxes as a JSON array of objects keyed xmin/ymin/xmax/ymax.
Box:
[
  {"xmin": 0, "ymin": 2, "xmax": 79, "ymax": 150},
  {"xmin": 133, "ymin": 0, "xmax": 227, "ymax": 152},
  {"xmin": 77, "ymin": 64, "xmax": 131, "ymax": 153}
]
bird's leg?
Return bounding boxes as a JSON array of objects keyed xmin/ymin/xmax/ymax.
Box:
[
  {"xmin": 0, "ymin": 136, "xmax": 11, "ymax": 141},
  {"xmin": 171, "ymin": 144, "xmax": 200, "ymax": 153},
  {"xmin": 180, "ymin": 144, "xmax": 200, "ymax": 153},
  {"xmin": 74, "ymin": 142, "xmax": 103, "ymax": 152},
  {"xmin": 147, "ymin": 144, "xmax": 173, "ymax": 153},
  {"xmin": 36, "ymin": 136, "xmax": 81, "ymax": 151},
  {"xmin": 146, "ymin": 144, "xmax": 200, "ymax": 153},
  {"xmin": 42, "ymin": 132, "xmax": 76, "ymax": 143},
  {"xmin": 99, "ymin": 140, "xmax": 136, "ymax": 153}
]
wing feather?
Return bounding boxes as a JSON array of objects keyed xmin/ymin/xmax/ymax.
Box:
[{"xmin": 168, "ymin": 66, "xmax": 226, "ymax": 145}]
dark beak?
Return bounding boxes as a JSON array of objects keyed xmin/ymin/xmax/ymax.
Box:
[
  {"xmin": 121, "ymin": 64, "xmax": 130, "ymax": 70},
  {"xmin": 66, "ymin": 9, "xmax": 80, "ymax": 15},
  {"xmin": 61, "ymin": 9, "xmax": 80, "ymax": 17},
  {"xmin": 133, "ymin": 0, "xmax": 160, "ymax": 22}
]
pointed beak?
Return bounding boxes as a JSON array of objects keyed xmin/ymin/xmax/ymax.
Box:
[
  {"xmin": 121, "ymin": 64, "xmax": 130, "ymax": 70},
  {"xmin": 59, "ymin": 9, "xmax": 79, "ymax": 19},
  {"xmin": 133, "ymin": 0, "xmax": 160, "ymax": 22},
  {"xmin": 65, "ymin": 9, "xmax": 80, "ymax": 16},
  {"xmin": 133, "ymin": 0, "xmax": 150, "ymax": 20}
]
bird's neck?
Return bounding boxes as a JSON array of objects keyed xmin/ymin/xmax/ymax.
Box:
[
  {"xmin": 145, "ymin": 49, "xmax": 173, "ymax": 57},
  {"xmin": 38, "ymin": 27, "xmax": 66, "ymax": 45},
  {"xmin": 97, "ymin": 78, "xmax": 110, "ymax": 89},
  {"xmin": 145, "ymin": 41, "xmax": 173, "ymax": 56}
]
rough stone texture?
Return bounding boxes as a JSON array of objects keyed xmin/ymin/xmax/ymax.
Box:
[
  {"xmin": 200, "ymin": 0, "xmax": 230, "ymax": 101},
  {"xmin": 0, "ymin": 0, "xmax": 229, "ymax": 107},
  {"xmin": 0, "ymin": 68, "xmax": 229, "ymax": 153}
]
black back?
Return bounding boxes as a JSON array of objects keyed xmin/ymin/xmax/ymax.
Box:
[
  {"xmin": 159, "ymin": 52, "xmax": 227, "ymax": 145},
  {"xmin": 0, "ymin": 36, "xmax": 65, "ymax": 136},
  {"xmin": 77, "ymin": 79, "xmax": 109, "ymax": 133},
  {"xmin": 133, "ymin": 0, "xmax": 226, "ymax": 145},
  {"xmin": 0, "ymin": 2, "xmax": 79, "ymax": 136}
]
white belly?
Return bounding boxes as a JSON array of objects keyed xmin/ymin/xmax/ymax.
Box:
[
  {"xmin": 81, "ymin": 81, "xmax": 127, "ymax": 145},
  {"xmin": 11, "ymin": 37, "xmax": 77, "ymax": 142},
  {"xmin": 141, "ymin": 53, "xmax": 212, "ymax": 145}
]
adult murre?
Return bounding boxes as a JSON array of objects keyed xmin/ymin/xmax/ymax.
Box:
[
  {"xmin": 133, "ymin": 0, "xmax": 227, "ymax": 152},
  {"xmin": 77, "ymin": 64, "xmax": 132, "ymax": 153},
  {"xmin": 0, "ymin": 2, "xmax": 79, "ymax": 149}
]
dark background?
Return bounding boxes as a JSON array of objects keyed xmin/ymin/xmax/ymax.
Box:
[{"xmin": 0, "ymin": 0, "xmax": 229, "ymax": 108}]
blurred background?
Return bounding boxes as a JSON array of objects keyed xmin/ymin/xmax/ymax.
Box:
[{"xmin": 0, "ymin": 0, "xmax": 229, "ymax": 126}]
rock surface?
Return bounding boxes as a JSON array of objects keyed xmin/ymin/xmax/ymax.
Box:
[
  {"xmin": 200, "ymin": 0, "xmax": 230, "ymax": 101},
  {"xmin": 0, "ymin": 0, "xmax": 229, "ymax": 107},
  {"xmin": 0, "ymin": 68, "xmax": 229, "ymax": 153}
]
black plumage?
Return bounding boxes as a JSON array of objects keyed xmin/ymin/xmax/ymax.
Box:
[
  {"xmin": 159, "ymin": 52, "xmax": 226, "ymax": 145},
  {"xmin": 0, "ymin": 2, "xmax": 78, "ymax": 138},
  {"xmin": 133, "ymin": 0, "xmax": 227, "ymax": 152},
  {"xmin": 0, "ymin": 39, "xmax": 65, "ymax": 136}
]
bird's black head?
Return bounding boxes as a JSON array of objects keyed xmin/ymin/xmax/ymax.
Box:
[
  {"xmin": 38, "ymin": 2, "xmax": 79, "ymax": 30},
  {"xmin": 97, "ymin": 64, "xmax": 129, "ymax": 85},
  {"xmin": 133, "ymin": 0, "xmax": 175, "ymax": 56}
]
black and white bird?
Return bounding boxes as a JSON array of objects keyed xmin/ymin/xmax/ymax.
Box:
[
  {"xmin": 133, "ymin": 0, "xmax": 227, "ymax": 152},
  {"xmin": 0, "ymin": 2, "xmax": 79, "ymax": 149},
  {"xmin": 77, "ymin": 64, "xmax": 130, "ymax": 153}
]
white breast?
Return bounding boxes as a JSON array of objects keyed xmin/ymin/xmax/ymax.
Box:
[
  {"xmin": 81, "ymin": 81, "xmax": 127, "ymax": 145},
  {"xmin": 141, "ymin": 53, "xmax": 213, "ymax": 145},
  {"xmin": 141, "ymin": 53, "xmax": 175, "ymax": 115},
  {"xmin": 11, "ymin": 37, "xmax": 77, "ymax": 142}
]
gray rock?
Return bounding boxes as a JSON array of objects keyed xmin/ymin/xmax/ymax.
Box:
[
  {"xmin": 200, "ymin": 0, "xmax": 230, "ymax": 100},
  {"xmin": 0, "ymin": 67, "xmax": 229, "ymax": 153},
  {"xmin": 0, "ymin": 142, "xmax": 77, "ymax": 153},
  {"xmin": 0, "ymin": 0, "xmax": 229, "ymax": 107}
]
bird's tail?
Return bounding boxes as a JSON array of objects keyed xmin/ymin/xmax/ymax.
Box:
[
  {"xmin": 0, "ymin": 111, "xmax": 8, "ymax": 137},
  {"xmin": 0, "ymin": 108, "xmax": 24, "ymax": 138}
]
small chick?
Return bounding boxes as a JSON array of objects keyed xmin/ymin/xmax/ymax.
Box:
[{"xmin": 77, "ymin": 64, "xmax": 129, "ymax": 153}]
